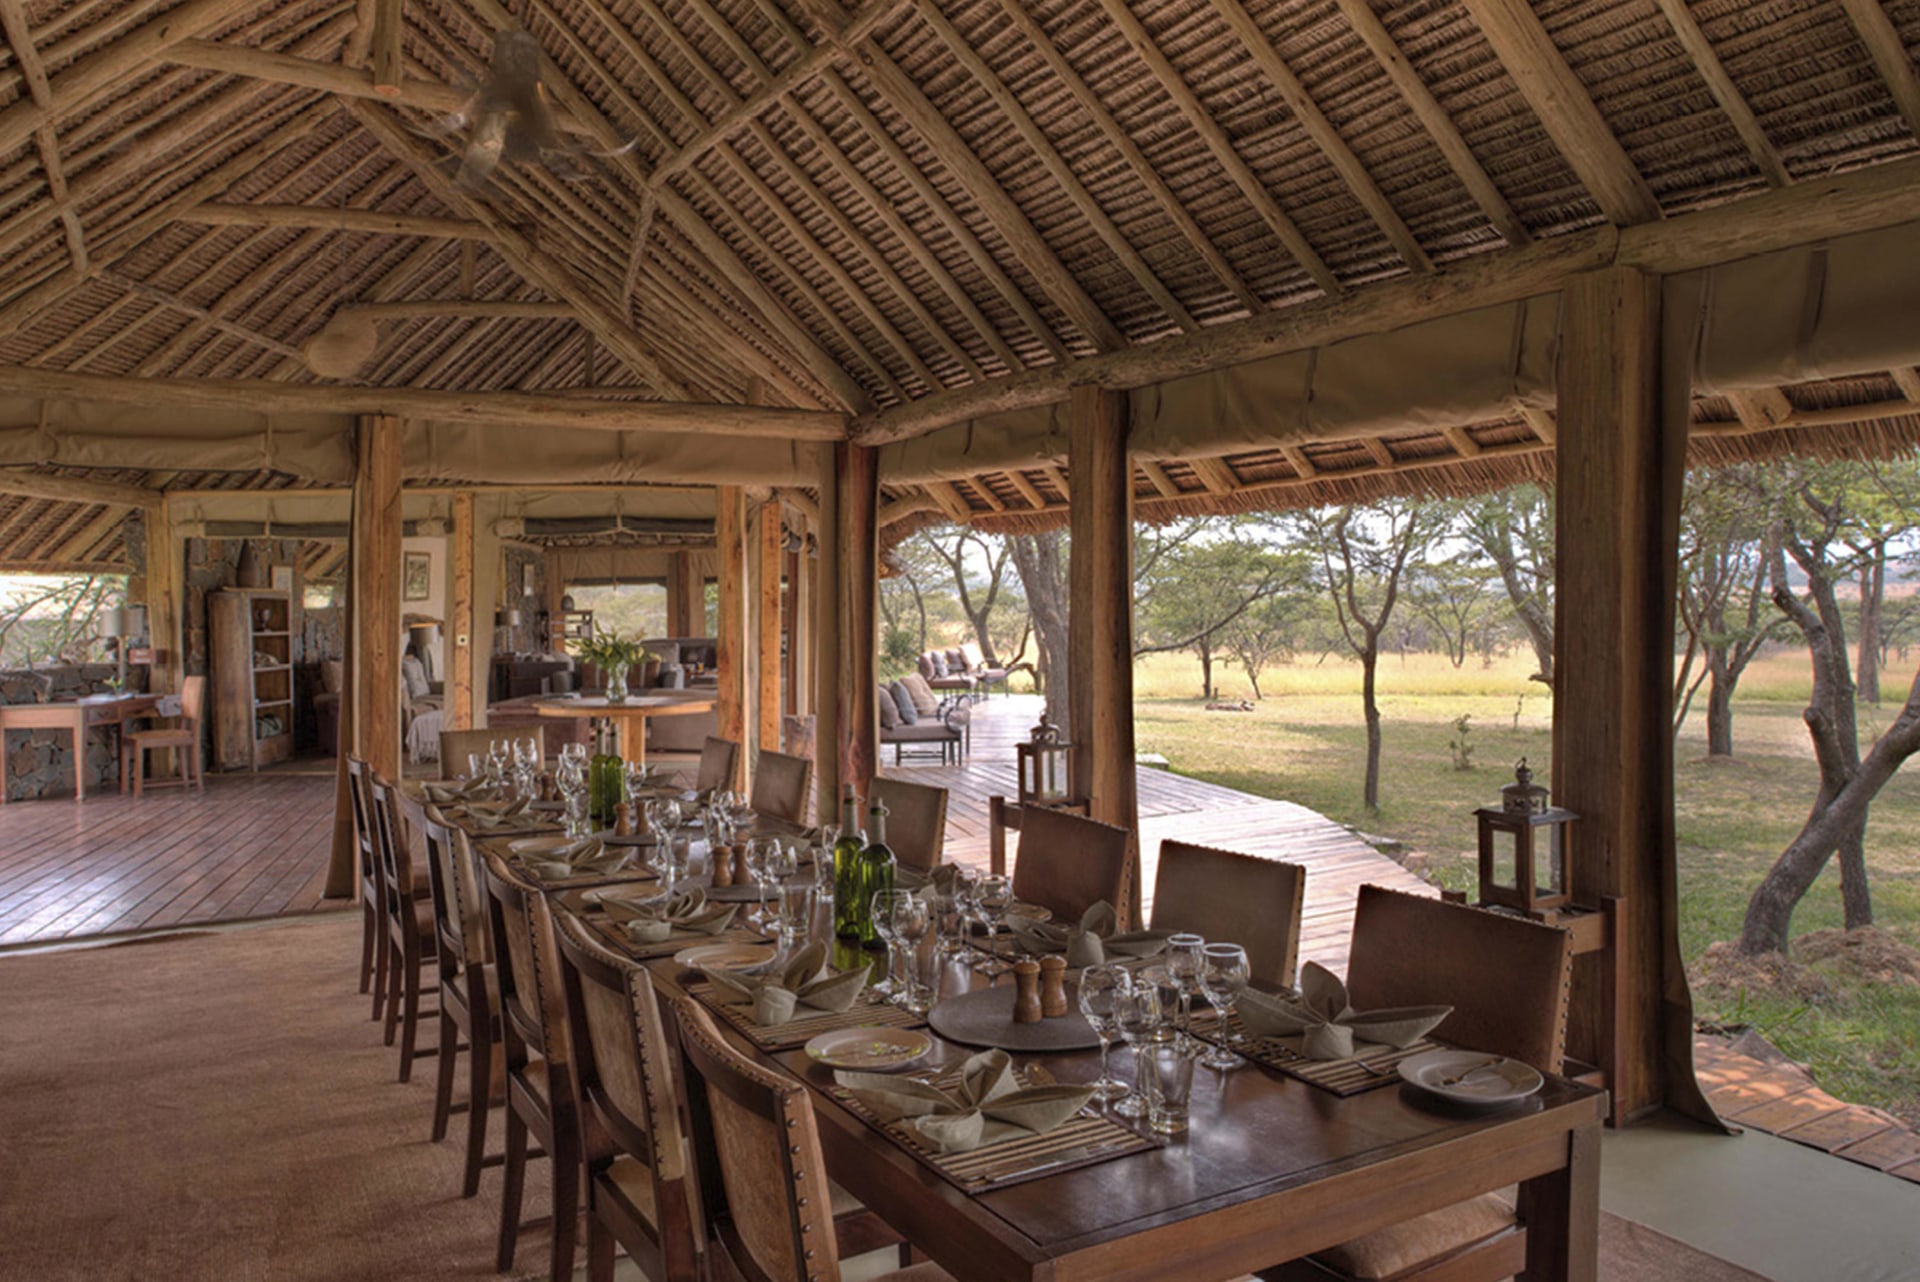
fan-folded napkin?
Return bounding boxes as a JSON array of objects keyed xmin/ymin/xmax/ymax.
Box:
[
  {"xmin": 836, "ymin": 1049, "xmax": 1094, "ymax": 1153},
  {"xmin": 1010, "ymin": 900, "xmax": 1170, "ymax": 968},
  {"xmin": 1236, "ymin": 961, "xmax": 1450, "ymax": 1059},
  {"xmin": 702, "ymin": 942, "xmax": 869, "ymax": 1027},
  {"xmin": 598, "ymin": 888, "xmax": 736, "ymax": 942},
  {"xmin": 515, "ymin": 837, "xmax": 625, "ymax": 880}
]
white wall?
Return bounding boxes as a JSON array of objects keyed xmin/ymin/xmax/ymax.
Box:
[{"xmin": 401, "ymin": 534, "xmax": 447, "ymax": 677}]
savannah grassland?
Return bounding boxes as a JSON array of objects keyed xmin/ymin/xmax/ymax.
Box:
[{"xmin": 1117, "ymin": 647, "xmax": 1920, "ymax": 1123}]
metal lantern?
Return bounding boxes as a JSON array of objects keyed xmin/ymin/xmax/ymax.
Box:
[
  {"xmin": 1017, "ymin": 713, "xmax": 1073, "ymax": 807},
  {"xmin": 1476, "ymin": 759, "xmax": 1575, "ymax": 914}
]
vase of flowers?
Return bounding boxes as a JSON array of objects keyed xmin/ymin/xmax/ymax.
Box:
[{"xmin": 577, "ymin": 633, "xmax": 650, "ymax": 704}]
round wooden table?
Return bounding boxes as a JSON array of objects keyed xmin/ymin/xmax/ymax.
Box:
[{"xmin": 530, "ymin": 693, "xmax": 716, "ymax": 766}]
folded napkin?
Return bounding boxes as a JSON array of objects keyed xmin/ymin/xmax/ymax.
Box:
[
  {"xmin": 423, "ymin": 778, "xmax": 490, "ymax": 805},
  {"xmin": 702, "ymin": 941, "xmax": 869, "ymax": 1027},
  {"xmin": 900, "ymin": 863, "xmax": 960, "ymax": 895},
  {"xmin": 1236, "ymin": 961, "xmax": 1451, "ymax": 1060},
  {"xmin": 1009, "ymin": 900, "xmax": 1171, "ymax": 969},
  {"xmin": 460, "ymin": 796, "xmax": 534, "ymax": 830},
  {"xmin": 836, "ymin": 1049, "xmax": 1094, "ymax": 1154},
  {"xmin": 514, "ymin": 837, "xmax": 625, "ymax": 881},
  {"xmin": 600, "ymin": 888, "xmax": 737, "ymax": 942}
]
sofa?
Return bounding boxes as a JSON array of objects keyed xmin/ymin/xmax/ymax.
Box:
[
  {"xmin": 879, "ymin": 672, "xmax": 971, "ymax": 764},
  {"xmin": 916, "ymin": 641, "xmax": 1008, "ymax": 701}
]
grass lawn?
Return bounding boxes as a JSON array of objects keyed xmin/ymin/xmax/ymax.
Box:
[{"xmin": 1128, "ymin": 648, "xmax": 1920, "ymax": 1125}]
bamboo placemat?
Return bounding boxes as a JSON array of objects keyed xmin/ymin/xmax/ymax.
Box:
[
  {"xmin": 686, "ymin": 979, "xmax": 925, "ymax": 1052},
  {"xmin": 827, "ymin": 1065, "xmax": 1158, "ymax": 1193},
  {"xmin": 1196, "ymin": 1013, "xmax": 1439, "ymax": 1096}
]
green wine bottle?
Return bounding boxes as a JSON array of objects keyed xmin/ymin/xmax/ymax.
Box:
[
  {"xmin": 855, "ymin": 799, "xmax": 896, "ymax": 951},
  {"xmin": 831, "ymin": 784, "xmax": 865, "ymax": 941},
  {"xmin": 587, "ymin": 722, "xmax": 624, "ymax": 829}
]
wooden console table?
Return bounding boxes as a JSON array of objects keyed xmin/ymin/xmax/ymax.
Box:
[{"xmin": 0, "ymin": 693, "xmax": 159, "ymax": 803}]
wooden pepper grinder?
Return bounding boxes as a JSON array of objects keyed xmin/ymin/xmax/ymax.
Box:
[
  {"xmin": 1038, "ymin": 955, "xmax": 1069, "ymax": 1017},
  {"xmin": 1012, "ymin": 959, "xmax": 1043, "ymax": 1024},
  {"xmin": 613, "ymin": 802, "xmax": 634, "ymax": 837},
  {"xmin": 731, "ymin": 842, "xmax": 751, "ymax": 888},
  {"xmin": 710, "ymin": 843, "xmax": 734, "ymax": 888}
]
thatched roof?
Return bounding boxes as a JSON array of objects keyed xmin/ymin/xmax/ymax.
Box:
[{"xmin": 5, "ymin": 0, "xmax": 1920, "ymax": 552}]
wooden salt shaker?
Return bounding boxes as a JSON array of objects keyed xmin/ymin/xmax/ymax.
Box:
[
  {"xmin": 1038, "ymin": 955, "xmax": 1069, "ymax": 1017},
  {"xmin": 1012, "ymin": 959, "xmax": 1043, "ymax": 1024},
  {"xmin": 613, "ymin": 802, "xmax": 634, "ymax": 837},
  {"xmin": 731, "ymin": 842, "xmax": 751, "ymax": 888},
  {"xmin": 711, "ymin": 844, "xmax": 733, "ymax": 887}
]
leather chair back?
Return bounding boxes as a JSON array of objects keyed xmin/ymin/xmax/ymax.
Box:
[
  {"xmin": 1010, "ymin": 806, "xmax": 1130, "ymax": 923},
  {"xmin": 1152, "ymin": 841, "xmax": 1306, "ymax": 988},
  {"xmin": 870, "ymin": 777, "xmax": 948, "ymax": 871}
]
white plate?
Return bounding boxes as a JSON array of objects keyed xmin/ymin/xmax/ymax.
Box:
[
  {"xmin": 674, "ymin": 942, "xmax": 775, "ymax": 969},
  {"xmin": 803, "ymin": 1027, "xmax": 934, "ymax": 1071},
  {"xmin": 1396, "ymin": 1049, "xmax": 1542, "ymax": 1106}
]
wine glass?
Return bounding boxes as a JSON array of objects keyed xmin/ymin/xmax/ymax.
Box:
[
  {"xmin": 1198, "ymin": 943, "xmax": 1251, "ymax": 1070},
  {"xmin": 868, "ymin": 888, "xmax": 905, "ymax": 1001},
  {"xmin": 1113, "ymin": 980, "xmax": 1165, "ymax": 1120},
  {"xmin": 972, "ymin": 874, "xmax": 1014, "ymax": 978},
  {"xmin": 1078, "ymin": 963, "xmax": 1132, "ymax": 1103},
  {"xmin": 928, "ymin": 873, "xmax": 961, "ymax": 961},
  {"xmin": 886, "ymin": 891, "xmax": 932, "ymax": 1013},
  {"xmin": 1166, "ymin": 933, "xmax": 1207, "ymax": 1049},
  {"xmin": 658, "ymin": 833, "xmax": 691, "ymax": 896},
  {"xmin": 556, "ymin": 756, "xmax": 588, "ymax": 838},
  {"xmin": 487, "ymin": 738, "xmax": 510, "ymax": 789},
  {"xmin": 951, "ymin": 866, "xmax": 981, "ymax": 959},
  {"xmin": 744, "ymin": 836, "xmax": 779, "ymax": 929}
]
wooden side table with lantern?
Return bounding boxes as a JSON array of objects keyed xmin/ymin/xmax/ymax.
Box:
[
  {"xmin": 989, "ymin": 713, "xmax": 1089, "ymax": 876},
  {"xmin": 1447, "ymin": 760, "xmax": 1630, "ymax": 1128}
]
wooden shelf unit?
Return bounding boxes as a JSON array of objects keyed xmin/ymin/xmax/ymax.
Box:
[{"xmin": 210, "ymin": 588, "xmax": 296, "ymax": 770}]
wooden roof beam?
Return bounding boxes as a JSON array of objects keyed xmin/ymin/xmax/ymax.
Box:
[
  {"xmin": 878, "ymin": 491, "xmax": 940, "ymax": 526},
  {"xmin": 1456, "ymin": 0, "xmax": 1662, "ymax": 225},
  {"xmin": 166, "ymin": 38, "xmax": 489, "ymax": 121},
  {"xmin": 369, "ymin": 0, "xmax": 403, "ymax": 95},
  {"xmin": 1361, "ymin": 437, "xmax": 1396, "ymax": 469},
  {"xmin": 0, "ymin": 468, "xmax": 159, "ymax": 511},
  {"xmin": 338, "ymin": 300, "xmax": 574, "ymax": 321},
  {"xmin": 1280, "ymin": 443, "xmax": 1317, "ymax": 479},
  {"xmin": 1206, "ymin": 0, "xmax": 1432, "ymax": 273},
  {"xmin": 1188, "ymin": 455, "xmax": 1240, "ymax": 495},
  {"xmin": 1725, "ymin": 388, "xmax": 1793, "ymax": 431},
  {"xmin": 1838, "ymin": 0, "xmax": 1920, "ymax": 141},
  {"xmin": 1890, "ymin": 367, "xmax": 1920, "ymax": 403},
  {"xmin": 180, "ymin": 203, "xmax": 496, "ymax": 241},
  {"xmin": 0, "ymin": 365, "xmax": 848, "ymax": 438},
  {"xmin": 1138, "ymin": 460, "xmax": 1182, "ymax": 498},
  {"xmin": 1442, "ymin": 425, "xmax": 1483, "ymax": 458},
  {"xmin": 1517, "ymin": 402, "xmax": 1558, "ymax": 444},
  {"xmin": 1327, "ymin": 0, "xmax": 1527, "ymax": 246},
  {"xmin": 99, "ymin": 269, "xmax": 306, "ymax": 362},
  {"xmin": 0, "ymin": 7, "xmax": 90, "ymax": 274},
  {"xmin": 47, "ymin": 505, "xmax": 128, "ymax": 562},
  {"xmin": 967, "ymin": 479, "xmax": 1007, "ymax": 513},
  {"xmin": 1089, "ymin": 0, "xmax": 1337, "ymax": 298},
  {"xmin": 1650, "ymin": 0, "xmax": 1789, "ymax": 188},
  {"xmin": 1003, "ymin": 469, "xmax": 1049, "ymax": 510},
  {"xmin": 924, "ymin": 480, "xmax": 973, "ymax": 523}
]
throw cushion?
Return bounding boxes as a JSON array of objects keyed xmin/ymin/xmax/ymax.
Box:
[
  {"xmin": 889, "ymin": 682, "xmax": 919, "ymax": 725},
  {"xmin": 928, "ymin": 653, "xmax": 948, "ymax": 677},
  {"xmin": 945, "ymin": 647, "xmax": 967, "ymax": 671},
  {"xmin": 877, "ymin": 685, "xmax": 900, "ymax": 730},
  {"xmin": 960, "ymin": 641, "xmax": 985, "ymax": 669},
  {"xmin": 1314, "ymin": 1194, "xmax": 1514, "ymax": 1280},
  {"xmin": 401, "ymin": 655, "xmax": 430, "ymax": 700},
  {"xmin": 898, "ymin": 672, "xmax": 939, "ymax": 716}
]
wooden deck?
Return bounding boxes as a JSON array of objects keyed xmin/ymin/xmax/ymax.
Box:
[
  {"xmin": 889, "ymin": 694, "xmax": 1432, "ymax": 975},
  {"xmin": 0, "ymin": 766, "xmax": 341, "ymax": 948}
]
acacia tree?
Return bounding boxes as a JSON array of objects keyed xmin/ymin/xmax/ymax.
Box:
[
  {"xmin": 0, "ymin": 574, "xmax": 122, "ymax": 667},
  {"xmin": 1007, "ymin": 529, "xmax": 1069, "ymax": 726},
  {"xmin": 1673, "ymin": 466, "xmax": 1781, "ymax": 756},
  {"xmin": 1135, "ymin": 525, "xmax": 1287, "ymax": 700},
  {"xmin": 1223, "ymin": 582, "xmax": 1312, "ymax": 698},
  {"xmin": 921, "ymin": 528, "xmax": 1013, "ymax": 664},
  {"xmin": 1460, "ymin": 485, "xmax": 1555, "ymax": 684},
  {"xmin": 877, "ymin": 535, "xmax": 948, "ymax": 655},
  {"xmin": 1406, "ymin": 555, "xmax": 1495, "ymax": 669},
  {"xmin": 1298, "ymin": 501, "xmax": 1428, "ymax": 812}
]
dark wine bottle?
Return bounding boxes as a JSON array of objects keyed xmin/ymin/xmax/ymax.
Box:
[
  {"xmin": 854, "ymin": 799, "xmax": 896, "ymax": 950},
  {"xmin": 832, "ymin": 784, "xmax": 865, "ymax": 941},
  {"xmin": 587, "ymin": 721, "xmax": 623, "ymax": 829}
]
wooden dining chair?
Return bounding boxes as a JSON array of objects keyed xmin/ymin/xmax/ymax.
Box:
[
  {"xmin": 1151, "ymin": 841, "xmax": 1307, "ymax": 989},
  {"xmin": 1265, "ymin": 885, "xmax": 1575, "ymax": 1282},
  {"xmin": 370, "ymin": 774, "xmax": 440, "ymax": 1080},
  {"xmin": 440, "ymin": 726, "xmax": 543, "ymax": 778},
  {"xmin": 346, "ymin": 756, "xmax": 385, "ymax": 1011},
  {"xmin": 749, "ymin": 748, "xmax": 813, "ymax": 824},
  {"xmin": 696, "ymin": 736, "xmax": 739, "ymax": 796},
  {"xmin": 870, "ymin": 777, "xmax": 948, "ymax": 872},
  {"xmin": 670, "ymin": 998, "xmax": 955, "ymax": 1282},
  {"xmin": 481, "ymin": 850, "xmax": 583, "ymax": 1282},
  {"xmin": 553, "ymin": 912, "xmax": 701, "ymax": 1282},
  {"xmin": 422, "ymin": 808, "xmax": 503, "ymax": 1198},
  {"xmin": 1009, "ymin": 805, "xmax": 1131, "ymax": 923},
  {"xmin": 120, "ymin": 674, "xmax": 205, "ymax": 796}
]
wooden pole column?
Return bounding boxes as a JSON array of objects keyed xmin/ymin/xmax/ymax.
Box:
[
  {"xmin": 1551, "ymin": 266, "xmax": 1683, "ymax": 1122},
  {"xmin": 145, "ymin": 497, "xmax": 183, "ymax": 779},
  {"xmin": 812, "ymin": 448, "xmax": 843, "ymax": 814},
  {"xmin": 757, "ymin": 499, "xmax": 784, "ymax": 756},
  {"xmin": 352, "ymin": 414, "xmax": 404, "ymax": 777},
  {"xmin": 1067, "ymin": 386, "xmax": 1142, "ymax": 920},
  {"xmin": 716, "ymin": 486, "xmax": 748, "ymax": 787},
  {"xmin": 837, "ymin": 444, "xmax": 880, "ymax": 802},
  {"xmin": 785, "ymin": 543, "xmax": 809, "ymax": 719},
  {"xmin": 449, "ymin": 491, "xmax": 476, "ymax": 729}
]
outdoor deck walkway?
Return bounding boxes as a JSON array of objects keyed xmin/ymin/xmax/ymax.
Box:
[{"xmin": 891, "ymin": 694, "xmax": 1432, "ymax": 975}]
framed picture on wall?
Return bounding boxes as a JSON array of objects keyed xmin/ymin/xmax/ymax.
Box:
[
  {"xmin": 270, "ymin": 565, "xmax": 294, "ymax": 591},
  {"xmin": 404, "ymin": 552, "xmax": 432, "ymax": 602}
]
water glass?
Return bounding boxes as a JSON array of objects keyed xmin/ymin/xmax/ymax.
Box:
[
  {"xmin": 1199, "ymin": 943, "xmax": 1251, "ymax": 1070},
  {"xmin": 973, "ymin": 873, "xmax": 1014, "ymax": 977},
  {"xmin": 1166, "ymin": 933, "xmax": 1206, "ymax": 1048},
  {"xmin": 657, "ymin": 834, "xmax": 690, "ymax": 896},
  {"xmin": 1145, "ymin": 1039, "xmax": 1198, "ymax": 1135},
  {"xmin": 886, "ymin": 891, "xmax": 932, "ymax": 1013},
  {"xmin": 776, "ymin": 876, "xmax": 816, "ymax": 953},
  {"xmin": 466, "ymin": 753, "xmax": 485, "ymax": 783},
  {"xmin": 1113, "ymin": 981, "xmax": 1165, "ymax": 1120},
  {"xmin": 1078, "ymin": 963, "xmax": 1131, "ymax": 1103}
]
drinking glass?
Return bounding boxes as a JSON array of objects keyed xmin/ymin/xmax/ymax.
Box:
[
  {"xmin": 868, "ymin": 888, "xmax": 905, "ymax": 1000},
  {"xmin": 657, "ymin": 834, "xmax": 690, "ymax": 896},
  {"xmin": 1113, "ymin": 981, "xmax": 1165, "ymax": 1120},
  {"xmin": 1078, "ymin": 963, "xmax": 1132, "ymax": 1103},
  {"xmin": 1145, "ymin": 1039, "xmax": 1198, "ymax": 1135},
  {"xmin": 556, "ymin": 757, "xmax": 588, "ymax": 838},
  {"xmin": 886, "ymin": 891, "xmax": 932, "ymax": 1013},
  {"xmin": 487, "ymin": 738, "xmax": 510, "ymax": 788},
  {"xmin": 810, "ymin": 845, "xmax": 835, "ymax": 928},
  {"xmin": 929, "ymin": 876, "xmax": 961, "ymax": 961},
  {"xmin": 744, "ymin": 836, "xmax": 779, "ymax": 929},
  {"xmin": 466, "ymin": 753, "xmax": 485, "ymax": 783},
  {"xmin": 1198, "ymin": 943, "xmax": 1251, "ymax": 1069},
  {"xmin": 776, "ymin": 876, "xmax": 816, "ymax": 954},
  {"xmin": 1166, "ymin": 933, "xmax": 1207, "ymax": 1048},
  {"xmin": 973, "ymin": 874, "xmax": 1014, "ymax": 977}
]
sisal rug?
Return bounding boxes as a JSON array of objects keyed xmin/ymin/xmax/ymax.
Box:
[{"xmin": 0, "ymin": 915, "xmax": 548, "ymax": 1282}]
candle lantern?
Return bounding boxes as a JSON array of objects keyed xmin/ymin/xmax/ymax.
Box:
[
  {"xmin": 1475, "ymin": 758, "xmax": 1575, "ymax": 914},
  {"xmin": 1016, "ymin": 713, "xmax": 1073, "ymax": 807}
]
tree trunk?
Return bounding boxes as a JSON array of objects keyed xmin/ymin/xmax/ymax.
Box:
[
  {"xmin": 1857, "ymin": 555, "xmax": 1883, "ymax": 705},
  {"xmin": 1009, "ymin": 531, "xmax": 1070, "ymax": 727},
  {"xmin": 1199, "ymin": 638, "xmax": 1213, "ymax": 701},
  {"xmin": 1705, "ymin": 653, "xmax": 1735, "ymax": 757},
  {"xmin": 1361, "ymin": 642, "xmax": 1382, "ymax": 812},
  {"xmin": 1245, "ymin": 660, "xmax": 1264, "ymax": 700}
]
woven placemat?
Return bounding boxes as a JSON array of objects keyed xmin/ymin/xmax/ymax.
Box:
[
  {"xmin": 1197, "ymin": 1013, "xmax": 1440, "ymax": 1096},
  {"xmin": 827, "ymin": 1064, "xmax": 1158, "ymax": 1193},
  {"xmin": 927, "ymin": 986, "xmax": 1101, "ymax": 1053},
  {"xmin": 687, "ymin": 979, "xmax": 925, "ymax": 1052}
]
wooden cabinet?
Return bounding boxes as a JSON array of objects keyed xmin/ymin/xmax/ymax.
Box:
[{"xmin": 210, "ymin": 589, "xmax": 295, "ymax": 770}]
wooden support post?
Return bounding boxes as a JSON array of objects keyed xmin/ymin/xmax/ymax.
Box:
[
  {"xmin": 352, "ymin": 414, "xmax": 404, "ymax": 779},
  {"xmin": 836, "ymin": 444, "xmax": 880, "ymax": 804},
  {"xmin": 1551, "ymin": 266, "xmax": 1681, "ymax": 1122},
  {"xmin": 449, "ymin": 490, "xmax": 475, "ymax": 730},
  {"xmin": 144, "ymin": 498, "xmax": 183, "ymax": 780},
  {"xmin": 716, "ymin": 485, "xmax": 748, "ymax": 787},
  {"xmin": 1067, "ymin": 386, "xmax": 1142, "ymax": 922},
  {"xmin": 784, "ymin": 545, "xmax": 807, "ymax": 721},
  {"xmin": 757, "ymin": 499, "xmax": 784, "ymax": 756},
  {"xmin": 812, "ymin": 447, "xmax": 842, "ymax": 814}
]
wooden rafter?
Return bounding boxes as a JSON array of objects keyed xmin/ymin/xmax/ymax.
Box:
[
  {"xmin": 1725, "ymin": 387, "xmax": 1793, "ymax": 431},
  {"xmin": 1205, "ymin": 0, "xmax": 1432, "ymax": 273},
  {"xmin": 1188, "ymin": 455, "xmax": 1239, "ymax": 495},
  {"xmin": 1517, "ymin": 402, "xmax": 1558, "ymax": 444},
  {"xmin": 0, "ymin": 468, "xmax": 159, "ymax": 511},
  {"xmin": 1003, "ymin": 469, "xmax": 1047, "ymax": 510},
  {"xmin": 1650, "ymin": 0, "xmax": 1788, "ymax": 188},
  {"xmin": 1889, "ymin": 367, "xmax": 1920, "ymax": 403},
  {"xmin": 1456, "ymin": 0, "xmax": 1662, "ymax": 226},
  {"xmin": 181, "ymin": 203, "xmax": 496, "ymax": 241},
  {"xmin": 1138, "ymin": 459, "xmax": 1181, "ymax": 499},
  {"xmin": 48, "ymin": 506, "xmax": 128, "ymax": 562},
  {"xmin": 370, "ymin": 0, "xmax": 403, "ymax": 95},
  {"xmin": 167, "ymin": 38, "xmax": 485, "ymax": 119},
  {"xmin": 100, "ymin": 270, "xmax": 306, "ymax": 361},
  {"xmin": 1280, "ymin": 443, "xmax": 1317, "ymax": 479},
  {"xmin": 1442, "ymin": 425, "xmax": 1483, "ymax": 458},
  {"xmin": 0, "ymin": 7, "xmax": 90, "ymax": 274},
  {"xmin": 1838, "ymin": 0, "xmax": 1920, "ymax": 141}
]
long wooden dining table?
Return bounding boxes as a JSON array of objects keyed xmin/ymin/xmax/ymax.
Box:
[{"xmin": 419, "ymin": 795, "xmax": 1603, "ymax": 1282}]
